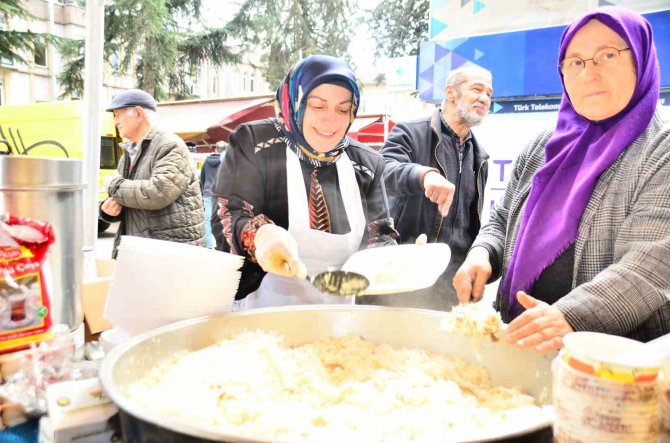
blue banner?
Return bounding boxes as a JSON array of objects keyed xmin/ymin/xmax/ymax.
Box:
[
  {"xmin": 419, "ymin": 10, "xmax": 670, "ymax": 103},
  {"xmin": 490, "ymin": 92, "xmax": 669, "ymax": 114}
]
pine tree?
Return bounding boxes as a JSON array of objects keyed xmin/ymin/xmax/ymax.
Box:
[
  {"xmin": 368, "ymin": 0, "xmax": 428, "ymax": 58},
  {"xmin": 0, "ymin": 0, "xmax": 50, "ymax": 65},
  {"xmin": 233, "ymin": 0, "xmax": 354, "ymax": 88},
  {"xmin": 59, "ymin": 0, "xmax": 240, "ymax": 100}
]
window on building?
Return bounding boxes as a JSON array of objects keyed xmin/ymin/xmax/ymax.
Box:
[
  {"xmin": 109, "ymin": 52, "xmax": 120, "ymax": 71},
  {"xmin": 249, "ymin": 71, "xmax": 255, "ymax": 93},
  {"xmin": 212, "ymin": 72, "xmax": 218, "ymax": 95},
  {"xmin": 189, "ymin": 66, "xmax": 201, "ymax": 96},
  {"xmin": 33, "ymin": 42, "xmax": 47, "ymax": 67}
]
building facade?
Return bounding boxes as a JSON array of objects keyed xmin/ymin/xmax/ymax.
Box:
[
  {"xmin": 1, "ymin": 0, "xmax": 88, "ymax": 104},
  {"xmin": 1, "ymin": 0, "xmax": 272, "ymax": 106}
]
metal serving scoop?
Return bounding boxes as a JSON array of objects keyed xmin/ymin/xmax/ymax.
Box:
[{"xmin": 309, "ymin": 270, "xmax": 370, "ymax": 297}]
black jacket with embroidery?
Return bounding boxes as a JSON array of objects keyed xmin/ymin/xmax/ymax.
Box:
[{"xmin": 211, "ymin": 119, "xmax": 398, "ymax": 298}]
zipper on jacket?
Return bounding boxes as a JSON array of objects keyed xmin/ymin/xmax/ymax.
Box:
[
  {"xmin": 450, "ymin": 148, "xmax": 463, "ymax": 237},
  {"xmin": 432, "ymin": 140, "xmax": 448, "ymax": 242},
  {"xmin": 448, "ymin": 138, "xmax": 473, "ymax": 236},
  {"xmin": 127, "ymin": 140, "xmax": 148, "ymax": 180},
  {"xmin": 476, "ymin": 159, "xmax": 486, "ymax": 223}
]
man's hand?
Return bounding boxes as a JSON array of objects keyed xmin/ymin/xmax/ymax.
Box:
[
  {"xmin": 254, "ymin": 224, "xmax": 307, "ymax": 278},
  {"xmin": 506, "ymin": 292, "xmax": 573, "ymax": 353},
  {"xmin": 453, "ymin": 247, "xmax": 491, "ymax": 303},
  {"xmin": 422, "ymin": 171, "xmax": 455, "ymax": 216},
  {"xmin": 101, "ymin": 198, "xmax": 123, "ymax": 216}
]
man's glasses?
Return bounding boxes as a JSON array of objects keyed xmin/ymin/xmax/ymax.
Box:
[{"xmin": 559, "ymin": 47, "xmax": 631, "ymax": 77}]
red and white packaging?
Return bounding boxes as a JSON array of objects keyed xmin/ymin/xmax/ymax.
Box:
[{"xmin": 0, "ymin": 214, "xmax": 55, "ymax": 353}]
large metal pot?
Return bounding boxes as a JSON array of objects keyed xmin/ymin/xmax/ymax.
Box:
[{"xmin": 100, "ymin": 306, "xmax": 555, "ymax": 442}]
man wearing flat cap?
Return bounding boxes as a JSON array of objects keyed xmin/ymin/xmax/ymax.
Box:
[{"xmin": 100, "ymin": 88, "xmax": 205, "ymax": 257}]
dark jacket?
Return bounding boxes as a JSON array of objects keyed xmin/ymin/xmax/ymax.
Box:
[
  {"xmin": 211, "ymin": 119, "xmax": 398, "ymax": 298},
  {"xmin": 200, "ymin": 153, "xmax": 222, "ymax": 198},
  {"xmin": 370, "ymin": 108, "xmax": 488, "ymax": 309},
  {"xmin": 382, "ymin": 107, "xmax": 488, "ymax": 248},
  {"xmin": 100, "ymin": 127, "xmax": 205, "ymax": 257}
]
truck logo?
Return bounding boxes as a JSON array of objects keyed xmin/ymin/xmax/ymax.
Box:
[{"xmin": 0, "ymin": 125, "xmax": 70, "ymax": 157}]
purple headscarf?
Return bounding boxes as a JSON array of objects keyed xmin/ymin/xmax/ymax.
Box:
[{"xmin": 502, "ymin": 6, "xmax": 660, "ymax": 319}]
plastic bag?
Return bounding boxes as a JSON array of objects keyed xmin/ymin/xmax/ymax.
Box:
[{"xmin": 0, "ymin": 214, "xmax": 55, "ymax": 353}]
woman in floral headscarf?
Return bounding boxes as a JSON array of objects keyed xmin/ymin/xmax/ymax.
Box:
[
  {"xmin": 211, "ymin": 55, "xmax": 397, "ymax": 308},
  {"xmin": 453, "ymin": 6, "xmax": 670, "ymax": 350}
]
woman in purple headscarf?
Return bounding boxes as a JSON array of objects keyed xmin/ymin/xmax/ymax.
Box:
[
  {"xmin": 211, "ymin": 55, "xmax": 397, "ymax": 308},
  {"xmin": 453, "ymin": 6, "xmax": 670, "ymax": 351}
]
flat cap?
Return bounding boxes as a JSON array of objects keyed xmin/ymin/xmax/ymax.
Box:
[{"xmin": 105, "ymin": 89, "xmax": 157, "ymax": 112}]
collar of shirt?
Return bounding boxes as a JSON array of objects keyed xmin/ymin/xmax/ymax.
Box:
[
  {"xmin": 125, "ymin": 141, "xmax": 141, "ymax": 168},
  {"xmin": 123, "ymin": 126, "xmax": 157, "ymax": 168},
  {"xmin": 439, "ymin": 112, "xmax": 472, "ymax": 148}
]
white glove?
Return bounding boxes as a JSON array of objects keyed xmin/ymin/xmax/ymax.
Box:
[{"xmin": 254, "ymin": 224, "xmax": 307, "ymax": 278}]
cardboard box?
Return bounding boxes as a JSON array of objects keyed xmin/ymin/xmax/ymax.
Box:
[
  {"xmin": 0, "ymin": 350, "xmax": 31, "ymax": 430},
  {"xmin": 0, "ymin": 350, "xmax": 24, "ymax": 382},
  {"xmin": 94, "ymin": 259, "xmax": 115, "ymax": 278},
  {"xmin": 41, "ymin": 377, "xmax": 119, "ymax": 443},
  {"xmin": 82, "ymin": 260, "xmax": 115, "ymax": 335}
]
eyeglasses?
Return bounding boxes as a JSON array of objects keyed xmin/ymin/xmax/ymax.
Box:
[{"xmin": 559, "ymin": 47, "xmax": 631, "ymax": 77}]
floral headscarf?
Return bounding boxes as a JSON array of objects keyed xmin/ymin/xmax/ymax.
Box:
[{"xmin": 274, "ymin": 55, "xmax": 360, "ymax": 167}]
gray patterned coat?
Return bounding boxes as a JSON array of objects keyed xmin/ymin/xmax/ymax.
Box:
[
  {"xmin": 101, "ymin": 127, "xmax": 205, "ymax": 257},
  {"xmin": 474, "ymin": 111, "xmax": 670, "ymax": 342}
]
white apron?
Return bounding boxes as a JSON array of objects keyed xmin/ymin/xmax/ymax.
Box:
[{"xmin": 243, "ymin": 147, "xmax": 365, "ymax": 309}]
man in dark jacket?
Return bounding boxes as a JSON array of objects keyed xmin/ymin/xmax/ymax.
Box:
[
  {"xmin": 99, "ymin": 89, "xmax": 205, "ymax": 257},
  {"xmin": 200, "ymin": 141, "xmax": 226, "ymax": 248},
  {"xmin": 360, "ymin": 66, "xmax": 492, "ymax": 311}
]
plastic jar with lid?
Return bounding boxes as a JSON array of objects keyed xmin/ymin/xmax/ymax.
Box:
[{"xmin": 553, "ymin": 332, "xmax": 662, "ymax": 443}]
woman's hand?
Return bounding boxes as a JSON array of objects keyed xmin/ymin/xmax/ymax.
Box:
[
  {"xmin": 254, "ymin": 224, "xmax": 307, "ymax": 278},
  {"xmin": 453, "ymin": 247, "xmax": 492, "ymax": 303},
  {"xmin": 506, "ymin": 292, "xmax": 573, "ymax": 353}
]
